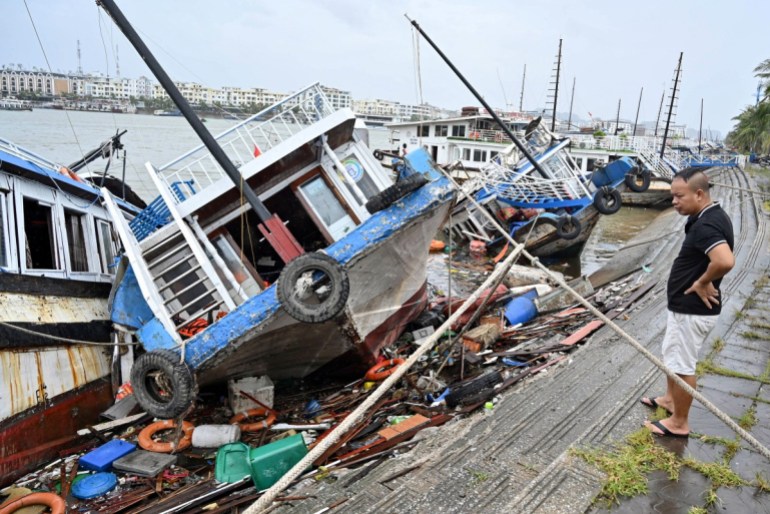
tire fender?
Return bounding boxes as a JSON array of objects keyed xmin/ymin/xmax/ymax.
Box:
[
  {"xmin": 277, "ymin": 252, "xmax": 350, "ymax": 323},
  {"xmin": 593, "ymin": 186, "xmax": 622, "ymax": 215},
  {"xmin": 365, "ymin": 173, "xmax": 429, "ymax": 214},
  {"xmin": 555, "ymin": 214, "xmax": 582, "ymax": 240},
  {"xmin": 373, "ymin": 150, "xmax": 383, "ymax": 160},
  {"xmin": 131, "ymin": 349, "xmax": 197, "ymax": 419},
  {"xmin": 624, "ymin": 169, "xmax": 651, "ymax": 193},
  {"xmin": 0, "ymin": 493, "xmax": 65, "ymax": 514}
]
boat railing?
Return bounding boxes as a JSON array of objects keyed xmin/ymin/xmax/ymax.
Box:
[
  {"xmin": 0, "ymin": 136, "xmax": 61, "ymax": 172},
  {"xmin": 155, "ymin": 82, "xmax": 335, "ymax": 202},
  {"xmin": 451, "ymin": 128, "xmax": 524, "ymax": 144},
  {"xmin": 480, "ymin": 161, "xmax": 591, "ymax": 205}
]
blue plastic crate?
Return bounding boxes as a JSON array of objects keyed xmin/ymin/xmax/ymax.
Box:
[{"xmin": 80, "ymin": 439, "xmax": 137, "ymax": 472}]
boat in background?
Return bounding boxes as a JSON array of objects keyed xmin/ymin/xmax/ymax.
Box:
[
  {"xmin": 0, "ymin": 136, "xmax": 142, "ymax": 486},
  {"xmin": 0, "ymin": 98, "xmax": 33, "ymax": 111},
  {"xmin": 447, "ymin": 118, "xmax": 647, "ymax": 257}
]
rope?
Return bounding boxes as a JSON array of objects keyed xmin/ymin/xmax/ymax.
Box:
[
  {"xmin": 245, "ymin": 245, "xmax": 525, "ymax": 513},
  {"xmin": 0, "ymin": 320, "xmax": 136, "ymax": 346},
  {"xmin": 710, "ymin": 180, "xmax": 770, "ymax": 197}
]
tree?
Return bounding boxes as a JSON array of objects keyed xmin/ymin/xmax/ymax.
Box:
[{"xmin": 727, "ymin": 58, "xmax": 770, "ymax": 154}]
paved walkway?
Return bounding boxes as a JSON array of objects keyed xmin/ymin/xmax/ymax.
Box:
[{"xmin": 270, "ymin": 166, "xmax": 770, "ymax": 514}]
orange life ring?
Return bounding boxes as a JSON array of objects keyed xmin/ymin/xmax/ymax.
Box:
[
  {"xmin": 138, "ymin": 420, "xmax": 194, "ymax": 453},
  {"xmin": 365, "ymin": 358, "xmax": 405, "ymax": 381},
  {"xmin": 229, "ymin": 408, "xmax": 276, "ymax": 432},
  {"xmin": 0, "ymin": 492, "xmax": 65, "ymax": 514},
  {"xmin": 59, "ymin": 166, "xmax": 84, "ymax": 183},
  {"xmin": 429, "ymin": 240, "xmax": 446, "ymax": 252}
]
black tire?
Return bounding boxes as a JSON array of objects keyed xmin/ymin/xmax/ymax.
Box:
[
  {"xmin": 373, "ymin": 150, "xmax": 383, "ymax": 160},
  {"xmin": 446, "ymin": 371, "xmax": 502, "ymax": 408},
  {"xmin": 365, "ymin": 174, "xmax": 429, "ymax": 214},
  {"xmin": 556, "ymin": 214, "xmax": 581, "ymax": 240},
  {"xmin": 624, "ymin": 169, "xmax": 651, "ymax": 193},
  {"xmin": 131, "ymin": 349, "xmax": 197, "ymax": 419},
  {"xmin": 593, "ymin": 186, "xmax": 622, "ymax": 215},
  {"xmin": 277, "ymin": 252, "xmax": 350, "ymax": 323}
]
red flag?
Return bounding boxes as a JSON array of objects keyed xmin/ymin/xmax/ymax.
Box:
[{"xmin": 253, "ymin": 145, "xmax": 261, "ymax": 158}]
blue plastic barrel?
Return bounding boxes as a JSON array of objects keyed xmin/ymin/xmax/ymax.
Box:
[{"xmin": 504, "ymin": 289, "xmax": 538, "ymax": 326}]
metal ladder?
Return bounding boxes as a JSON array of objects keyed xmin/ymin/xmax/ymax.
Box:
[{"xmin": 102, "ymin": 165, "xmax": 241, "ymax": 344}]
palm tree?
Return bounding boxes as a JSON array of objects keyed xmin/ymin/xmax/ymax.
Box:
[{"xmin": 755, "ymin": 59, "xmax": 770, "ymax": 100}]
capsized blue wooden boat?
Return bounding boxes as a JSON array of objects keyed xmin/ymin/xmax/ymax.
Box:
[{"xmin": 103, "ymin": 84, "xmax": 456, "ymax": 419}]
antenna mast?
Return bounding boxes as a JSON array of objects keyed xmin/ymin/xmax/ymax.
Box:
[
  {"xmin": 115, "ymin": 44, "xmax": 120, "ymax": 78},
  {"xmin": 614, "ymin": 98, "xmax": 621, "ymax": 135},
  {"xmin": 77, "ymin": 40, "xmax": 83, "ymax": 75},
  {"xmin": 519, "ymin": 64, "xmax": 526, "ymax": 111},
  {"xmin": 633, "ymin": 87, "xmax": 643, "ymax": 136},
  {"xmin": 567, "ymin": 77, "xmax": 575, "ymax": 131}
]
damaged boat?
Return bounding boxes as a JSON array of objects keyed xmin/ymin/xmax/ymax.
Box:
[
  {"xmin": 98, "ymin": 0, "xmax": 455, "ymax": 421},
  {"xmin": 447, "ymin": 118, "xmax": 648, "ymax": 257},
  {"xmin": 0, "ymin": 136, "xmax": 142, "ymax": 486}
]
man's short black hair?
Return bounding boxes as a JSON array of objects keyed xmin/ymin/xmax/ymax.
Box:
[{"xmin": 673, "ymin": 167, "xmax": 710, "ymax": 191}]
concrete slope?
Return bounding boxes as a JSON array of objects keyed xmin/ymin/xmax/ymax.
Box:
[{"xmin": 269, "ymin": 166, "xmax": 769, "ymax": 514}]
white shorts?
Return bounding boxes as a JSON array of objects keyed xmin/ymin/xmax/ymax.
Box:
[{"xmin": 661, "ymin": 311, "xmax": 718, "ymax": 375}]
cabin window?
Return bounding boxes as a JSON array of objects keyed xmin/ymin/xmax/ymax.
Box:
[
  {"xmin": 434, "ymin": 125, "xmax": 448, "ymax": 137},
  {"xmin": 64, "ymin": 209, "xmax": 89, "ymax": 272},
  {"xmin": 95, "ymin": 218, "xmax": 117, "ymax": 274},
  {"xmin": 490, "ymin": 151, "xmax": 499, "ymax": 162},
  {"xmin": 472, "ymin": 149, "xmax": 487, "ymax": 162},
  {"xmin": 451, "ymin": 125, "xmax": 466, "ymax": 137},
  {"xmin": 341, "ymin": 156, "xmax": 379, "ymax": 201},
  {"xmin": 23, "ymin": 197, "xmax": 60, "ymax": 270},
  {"xmin": 298, "ymin": 175, "xmax": 356, "ymax": 241},
  {"xmin": 462, "ymin": 148, "xmax": 471, "ymax": 160},
  {"xmin": 418, "ymin": 125, "xmax": 429, "ymax": 137}
]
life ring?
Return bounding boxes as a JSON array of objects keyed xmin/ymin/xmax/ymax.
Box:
[
  {"xmin": 624, "ymin": 168, "xmax": 651, "ymax": 193},
  {"xmin": 59, "ymin": 166, "xmax": 84, "ymax": 183},
  {"xmin": 229, "ymin": 408, "xmax": 277, "ymax": 432},
  {"xmin": 429, "ymin": 240, "xmax": 446, "ymax": 252},
  {"xmin": 469, "ymin": 131, "xmax": 480, "ymax": 140},
  {"xmin": 138, "ymin": 420, "xmax": 194, "ymax": 453},
  {"xmin": 365, "ymin": 358, "xmax": 405, "ymax": 381},
  {"xmin": 0, "ymin": 493, "xmax": 65, "ymax": 514}
]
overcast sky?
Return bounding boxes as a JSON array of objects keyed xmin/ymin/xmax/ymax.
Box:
[{"xmin": 3, "ymin": 0, "xmax": 767, "ymax": 136}]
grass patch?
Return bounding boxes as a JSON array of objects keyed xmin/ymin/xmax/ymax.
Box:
[
  {"xmin": 710, "ymin": 338, "xmax": 725, "ymax": 354},
  {"xmin": 734, "ymin": 309, "xmax": 746, "ymax": 320},
  {"xmin": 683, "ymin": 458, "xmax": 747, "ymax": 488},
  {"xmin": 756, "ymin": 472, "xmax": 770, "ymax": 493},
  {"xmin": 695, "ymin": 434, "xmax": 742, "ymax": 461},
  {"xmin": 738, "ymin": 405, "xmax": 758, "ymax": 430},
  {"xmin": 466, "ymin": 468, "xmax": 489, "ymax": 484},
  {"xmin": 744, "ymin": 297, "xmax": 757, "ymax": 310},
  {"xmin": 749, "ymin": 320, "xmax": 770, "ymax": 331},
  {"xmin": 742, "ymin": 330, "xmax": 770, "ymax": 341},
  {"xmin": 571, "ymin": 428, "xmax": 680, "ymax": 506},
  {"xmin": 697, "ymin": 361, "xmax": 769, "ymax": 384},
  {"xmin": 757, "ymin": 275, "xmax": 770, "ymax": 288},
  {"xmin": 688, "ymin": 507, "xmax": 708, "ymax": 514}
]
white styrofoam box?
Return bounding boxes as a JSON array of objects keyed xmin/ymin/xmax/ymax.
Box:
[{"xmin": 228, "ymin": 375, "xmax": 274, "ymax": 413}]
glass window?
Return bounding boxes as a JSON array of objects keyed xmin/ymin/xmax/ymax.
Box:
[
  {"xmin": 95, "ymin": 219, "xmax": 117, "ymax": 274},
  {"xmin": 462, "ymin": 148, "xmax": 471, "ymax": 160},
  {"xmin": 472, "ymin": 149, "xmax": 487, "ymax": 162},
  {"xmin": 435, "ymin": 125, "xmax": 448, "ymax": 137},
  {"xmin": 452, "ymin": 125, "xmax": 466, "ymax": 137},
  {"xmin": 64, "ymin": 209, "xmax": 88, "ymax": 272},
  {"xmin": 418, "ymin": 125, "xmax": 429, "ymax": 137},
  {"xmin": 301, "ymin": 176, "xmax": 348, "ymax": 226},
  {"xmin": 23, "ymin": 198, "xmax": 60, "ymax": 270}
]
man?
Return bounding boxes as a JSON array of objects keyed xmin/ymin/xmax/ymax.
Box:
[{"xmin": 641, "ymin": 167, "xmax": 735, "ymax": 438}]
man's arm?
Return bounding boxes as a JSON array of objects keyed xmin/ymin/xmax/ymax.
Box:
[{"xmin": 684, "ymin": 243, "xmax": 735, "ymax": 309}]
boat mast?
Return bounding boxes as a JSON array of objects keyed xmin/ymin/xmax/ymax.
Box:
[
  {"xmin": 698, "ymin": 98, "xmax": 703, "ymax": 152},
  {"xmin": 407, "ymin": 18, "xmax": 550, "ymax": 178},
  {"xmin": 97, "ymin": 0, "xmax": 274, "ymax": 224},
  {"xmin": 567, "ymin": 77, "xmax": 575, "ymax": 131},
  {"xmin": 660, "ymin": 52, "xmax": 683, "ymax": 159},
  {"xmin": 654, "ymin": 89, "xmax": 665, "ymax": 137},
  {"xmin": 613, "ymin": 98, "xmax": 621, "ymax": 136},
  {"xmin": 519, "ymin": 64, "xmax": 526, "ymax": 111},
  {"xmin": 549, "ymin": 39, "xmax": 563, "ymax": 133},
  {"xmin": 633, "ymin": 87, "xmax": 643, "ymax": 137}
]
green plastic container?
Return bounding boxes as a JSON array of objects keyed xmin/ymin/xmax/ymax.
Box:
[
  {"xmin": 215, "ymin": 442, "xmax": 251, "ymax": 483},
  {"xmin": 248, "ymin": 434, "xmax": 308, "ymax": 490}
]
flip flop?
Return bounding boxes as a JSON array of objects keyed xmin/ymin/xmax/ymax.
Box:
[
  {"xmin": 640, "ymin": 396, "xmax": 672, "ymax": 415},
  {"xmin": 648, "ymin": 420, "xmax": 689, "ymax": 439}
]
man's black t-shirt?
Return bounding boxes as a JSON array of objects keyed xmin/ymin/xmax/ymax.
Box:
[{"xmin": 667, "ymin": 203, "xmax": 734, "ymax": 315}]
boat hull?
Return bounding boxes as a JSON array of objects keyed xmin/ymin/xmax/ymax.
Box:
[{"xmin": 0, "ymin": 284, "xmax": 115, "ymax": 487}]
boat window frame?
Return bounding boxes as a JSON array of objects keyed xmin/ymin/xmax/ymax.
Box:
[
  {"xmin": 295, "ymin": 171, "xmax": 357, "ymax": 242},
  {"xmin": 61, "ymin": 205, "xmax": 92, "ymax": 274},
  {"xmin": 17, "ymin": 189, "xmax": 65, "ymax": 278},
  {"xmin": 94, "ymin": 216, "xmax": 118, "ymax": 275},
  {"xmin": 0, "ymin": 185, "xmax": 13, "ymax": 270}
]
